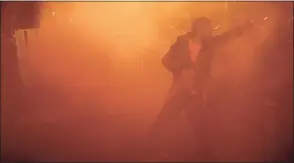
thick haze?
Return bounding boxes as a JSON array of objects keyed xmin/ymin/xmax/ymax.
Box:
[{"xmin": 2, "ymin": 2, "xmax": 293, "ymax": 162}]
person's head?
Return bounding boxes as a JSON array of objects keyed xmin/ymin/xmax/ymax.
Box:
[{"xmin": 191, "ymin": 17, "xmax": 212, "ymax": 40}]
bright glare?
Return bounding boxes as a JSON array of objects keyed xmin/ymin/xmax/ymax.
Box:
[
  {"xmin": 38, "ymin": 2, "xmax": 227, "ymax": 59},
  {"xmin": 18, "ymin": 2, "xmax": 285, "ymax": 88}
]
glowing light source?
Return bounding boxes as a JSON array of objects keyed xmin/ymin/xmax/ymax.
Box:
[{"xmin": 214, "ymin": 24, "xmax": 221, "ymax": 30}]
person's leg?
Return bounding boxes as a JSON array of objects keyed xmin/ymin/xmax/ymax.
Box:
[
  {"xmin": 145, "ymin": 74, "xmax": 194, "ymax": 160},
  {"xmin": 184, "ymin": 93, "xmax": 204, "ymax": 126},
  {"xmin": 184, "ymin": 93, "xmax": 211, "ymax": 161},
  {"xmin": 151, "ymin": 88, "xmax": 192, "ymax": 136},
  {"xmin": 145, "ymin": 88, "xmax": 191, "ymax": 161},
  {"xmin": 152, "ymin": 73, "xmax": 195, "ymax": 135}
]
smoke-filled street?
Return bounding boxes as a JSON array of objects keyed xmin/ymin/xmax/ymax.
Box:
[{"xmin": 1, "ymin": 2, "xmax": 293, "ymax": 162}]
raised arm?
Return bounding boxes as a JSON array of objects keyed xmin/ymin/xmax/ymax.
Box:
[{"xmin": 212, "ymin": 21, "xmax": 254, "ymax": 48}]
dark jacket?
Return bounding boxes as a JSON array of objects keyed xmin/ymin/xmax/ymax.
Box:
[{"xmin": 162, "ymin": 23, "xmax": 252, "ymax": 89}]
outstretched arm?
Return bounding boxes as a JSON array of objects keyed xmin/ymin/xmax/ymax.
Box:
[{"xmin": 213, "ymin": 21, "xmax": 254, "ymax": 48}]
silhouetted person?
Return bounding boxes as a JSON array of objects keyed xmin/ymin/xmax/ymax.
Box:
[{"xmin": 149, "ymin": 17, "xmax": 254, "ymax": 159}]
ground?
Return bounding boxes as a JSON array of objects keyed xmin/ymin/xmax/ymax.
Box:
[{"xmin": 1, "ymin": 86, "xmax": 198, "ymax": 162}]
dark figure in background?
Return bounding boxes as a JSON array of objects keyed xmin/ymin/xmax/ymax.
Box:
[{"xmin": 149, "ymin": 17, "xmax": 254, "ymax": 159}]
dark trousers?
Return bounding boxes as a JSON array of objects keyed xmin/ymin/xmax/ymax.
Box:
[
  {"xmin": 149, "ymin": 81, "xmax": 207, "ymax": 148},
  {"xmin": 153, "ymin": 89, "xmax": 204, "ymax": 131},
  {"xmin": 149, "ymin": 85, "xmax": 215, "ymax": 162}
]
